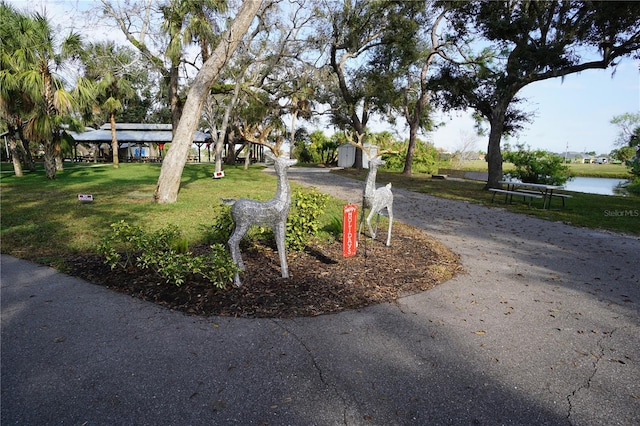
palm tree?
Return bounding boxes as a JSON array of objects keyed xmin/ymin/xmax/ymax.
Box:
[
  {"xmin": 153, "ymin": 0, "xmax": 262, "ymax": 203},
  {"xmin": 0, "ymin": 79, "xmax": 28, "ymax": 176},
  {"xmin": 4, "ymin": 6, "xmax": 90, "ymax": 179},
  {"xmin": 104, "ymin": 0, "xmax": 226, "ymax": 134},
  {"xmin": 0, "ymin": 2, "xmax": 36, "ymax": 175},
  {"xmin": 82, "ymin": 42, "xmax": 139, "ymax": 168},
  {"xmin": 160, "ymin": 0, "xmax": 227, "ymax": 133}
]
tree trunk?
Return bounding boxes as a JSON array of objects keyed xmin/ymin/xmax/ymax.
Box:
[
  {"xmin": 354, "ymin": 137, "xmax": 364, "ymax": 169},
  {"xmin": 244, "ymin": 142, "xmax": 251, "ymax": 170},
  {"xmin": 352, "ymin": 120, "xmax": 365, "ymax": 169},
  {"xmin": 19, "ymin": 130, "xmax": 36, "ymax": 171},
  {"xmin": 215, "ymin": 81, "xmax": 241, "ymax": 173},
  {"xmin": 42, "ymin": 67, "xmax": 63, "ymax": 174},
  {"xmin": 225, "ymin": 141, "xmax": 238, "ymax": 165},
  {"xmin": 289, "ymin": 111, "xmax": 297, "ymax": 160},
  {"xmin": 330, "ymin": 42, "xmax": 367, "ymax": 170},
  {"xmin": 169, "ymin": 64, "xmax": 183, "ymax": 136},
  {"xmin": 402, "ymin": 122, "xmax": 419, "ymax": 176},
  {"xmin": 55, "ymin": 154, "xmax": 64, "ymax": 171},
  {"xmin": 53, "ymin": 133, "xmax": 63, "ymax": 172},
  {"xmin": 43, "ymin": 140, "xmax": 57, "ymax": 179},
  {"xmin": 110, "ymin": 112, "xmax": 119, "ymax": 168},
  {"xmin": 485, "ymin": 108, "xmax": 507, "ymax": 189},
  {"xmin": 402, "ymin": 76, "xmax": 430, "ymax": 176},
  {"xmin": 225, "ymin": 134, "xmax": 240, "ymax": 165},
  {"xmin": 154, "ymin": 0, "xmax": 263, "ymax": 204},
  {"xmin": 7, "ymin": 136, "xmax": 24, "ymax": 177},
  {"xmin": 213, "ymin": 129, "xmax": 224, "ymax": 174}
]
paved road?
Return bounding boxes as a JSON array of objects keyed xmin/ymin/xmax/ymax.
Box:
[{"xmin": 2, "ymin": 168, "xmax": 639, "ymax": 425}]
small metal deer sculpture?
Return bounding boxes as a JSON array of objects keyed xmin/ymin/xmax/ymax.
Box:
[
  {"xmin": 225, "ymin": 125, "xmax": 296, "ymax": 286},
  {"xmin": 360, "ymin": 157, "xmax": 393, "ymax": 246},
  {"xmin": 344, "ymin": 131, "xmax": 394, "ymax": 246}
]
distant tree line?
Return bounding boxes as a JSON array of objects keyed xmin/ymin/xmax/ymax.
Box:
[{"xmin": 2, "ymin": 1, "xmax": 639, "ymax": 201}]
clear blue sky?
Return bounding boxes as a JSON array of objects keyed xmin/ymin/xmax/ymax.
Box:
[{"xmin": 9, "ymin": 0, "xmax": 640, "ymax": 156}]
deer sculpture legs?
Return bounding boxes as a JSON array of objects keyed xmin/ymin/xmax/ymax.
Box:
[
  {"xmin": 360, "ymin": 184, "xmax": 393, "ymax": 246},
  {"xmin": 227, "ymin": 209, "xmax": 289, "ymax": 287},
  {"xmin": 226, "ymin": 156, "xmax": 297, "ymax": 286},
  {"xmin": 359, "ymin": 157, "xmax": 393, "ymax": 246}
]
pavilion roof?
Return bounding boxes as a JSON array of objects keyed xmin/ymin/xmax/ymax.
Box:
[{"xmin": 68, "ymin": 123, "xmax": 211, "ymax": 144}]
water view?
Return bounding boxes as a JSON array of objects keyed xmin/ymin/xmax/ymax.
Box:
[{"xmin": 563, "ymin": 177, "xmax": 631, "ymax": 196}]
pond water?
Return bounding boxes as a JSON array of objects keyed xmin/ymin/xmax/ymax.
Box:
[{"xmin": 563, "ymin": 177, "xmax": 631, "ymax": 196}]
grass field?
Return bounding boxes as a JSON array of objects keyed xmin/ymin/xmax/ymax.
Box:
[
  {"xmin": 0, "ymin": 163, "xmax": 345, "ymax": 266},
  {"xmin": 1, "ymin": 162, "xmax": 638, "ymax": 269},
  {"xmin": 334, "ymin": 168, "xmax": 640, "ymax": 236},
  {"xmin": 3, "ymin": 158, "xmax": 633, "ymax": 178},
  {"xmin": 458, "ymin": 159, "xmax": 632, "ymax": 179}
]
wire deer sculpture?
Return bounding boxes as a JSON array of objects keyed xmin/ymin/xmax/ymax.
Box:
[
  {"xmin": 345, "ymin": 131, "xmax": 394, "ymax": 246},
  {"xmin": 224, "ymin": 125, "xmax": 297, "ymax": 286}
]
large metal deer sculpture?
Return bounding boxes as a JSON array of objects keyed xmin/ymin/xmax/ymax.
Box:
[
  {"xmin": 224, "ymin": 125, "xmax": 296, "ymax": 286},
  {"xmin": 345, "ymin": 131, "xmax": 394, "ymax": 246}
]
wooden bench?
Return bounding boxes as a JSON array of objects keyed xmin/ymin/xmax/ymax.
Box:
[
  {"xmin": 489, "ymin": 188, "xmax": 542, "ymax": 207},
  {"xmin": 512, "ymin": 189, "xmax": 573, "ymax": 207}
]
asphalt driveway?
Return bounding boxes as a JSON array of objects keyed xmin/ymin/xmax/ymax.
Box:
[{"xmin": 2, "ymin": 168, "xmax": 639, "ymax": 425}]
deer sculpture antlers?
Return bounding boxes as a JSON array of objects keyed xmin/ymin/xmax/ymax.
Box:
[
  {"xmin": 238, "ymin": 124, "xmax": 283, "ymax": 157},
  {"xmin": 344, "ymin": 131, "xmax": 394, "ymax": 246},
  {"xmin": 224, "ymin": 126, "xmax": 295, "ymax": 286}
]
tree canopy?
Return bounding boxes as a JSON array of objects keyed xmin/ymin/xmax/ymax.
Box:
[
  {"xmin": 431, "ymin": 0, "xmax": 640, "ymax": 188},
  {"xmin": 0, "ymin": 2, "xmax": 93, "ymax": 178},
  {"xmin": 3, "ymin": 0, "xmax": 639, "ymax": 200}
]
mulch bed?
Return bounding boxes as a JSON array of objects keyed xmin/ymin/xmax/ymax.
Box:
[{"xmin": 68, "ymin": 223, "xmax": 461, "ymax": 318}]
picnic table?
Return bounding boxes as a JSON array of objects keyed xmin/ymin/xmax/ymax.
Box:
[{"xmin": 490, "ymin": 181, "xmax": 572, "ymax": 209}]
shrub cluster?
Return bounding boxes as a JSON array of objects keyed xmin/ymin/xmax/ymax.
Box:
[
  {"xmin": 381, "ymin": 140, "xmax": 439, "ymax": 174},
  {"xmin": 503, "ymin": 144, "xmax": 573, "ymax": 185},
  {"xmin": 97, "ymin": 220, "xmax": 237, "ymax": 288},
  {"xmin": 200, "ymin": 203, "xmax": 234, "ymax": 243},
  {"xmin": 286, "ymin": 188, "xmax": 329, "ymax": 251},
  {"xmin": 98, "ymin": 188, "xmax": 330, "ymax": 288},
  {"xmin": 625, "ymin": 157, "xmax": 640, "ymax": 194},
  {"xmin": 202, "ymin": 188, "xmax": 329, "ymax": 251}
]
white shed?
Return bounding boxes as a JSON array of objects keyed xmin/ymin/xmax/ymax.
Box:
[
  {"xmin": 338, "ymin": 144, "xmax": 355, "ymax": 167},
  {"xmin": 337, "ymin": 143, "xmax": 378, "ymax": 168}
]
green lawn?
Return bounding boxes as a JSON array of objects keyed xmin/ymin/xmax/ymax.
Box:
[
  {"xmin": 334, "ymin": 168, "xmax": 640, "ymax": 236},
  {"xmin": 565, "ymin": 162, "xmax": 631, "ymax": 178},
  {"xmin": 0, "ymin": 163, "xmax": 345, "ymax": 266},
  {"xmin": 458, "ymin": 159, "xmax": 632, "ymax": 179},
  {"xmin": 1, "ymin": 162, "xmax": 638, "ymax": 270}
]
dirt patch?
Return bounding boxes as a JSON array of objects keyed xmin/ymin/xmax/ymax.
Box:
[{"xmin": 68, "ymin": 223, "xmax": 461, "ymax": 318}]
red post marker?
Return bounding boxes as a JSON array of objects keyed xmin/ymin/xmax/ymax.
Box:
[{"xmin": 343, "ymin": 204, "xmax": 358, "ymax": 257}]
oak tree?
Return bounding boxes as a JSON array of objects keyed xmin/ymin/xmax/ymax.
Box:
[
  {"xmin": 154, "ymin": 0, "xmax": 263, "ymax": 203},
  {"xmin": 432, "ymin": 1, "xmax": 640, "ymax": 188}
]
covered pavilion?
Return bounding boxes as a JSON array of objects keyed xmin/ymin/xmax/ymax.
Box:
[{"xmin": 68, "ymin": 123, "xmax": 213, "ymax": 163}]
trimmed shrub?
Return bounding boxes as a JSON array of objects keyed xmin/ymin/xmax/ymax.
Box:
[
  {"xmin": 98, "ymin": 220, "xmax": 237, "ymax": 288},
  {"xmin": 286, "ymin": 188, "xmax": 329, "ymax": 251}
]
